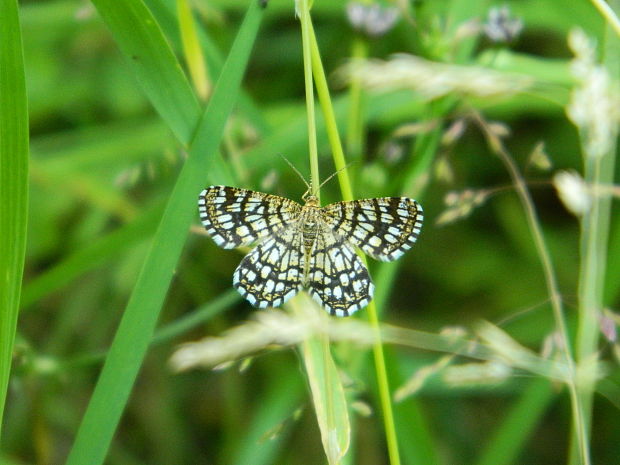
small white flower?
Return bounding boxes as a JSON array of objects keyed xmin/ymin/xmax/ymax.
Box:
[
  {"xmin": 553, "ymin": 170, "xmax": 591, "ymax": 216},
  {"xmin": 346, "ymin": 1, "xmax": 400, "ymax": 37},
  {"xmin": 600, "ymin": 309, "xmax": 619, "ymax": 343},
  {"xmin": 566, "ymin": 29, "xmax": 620, "ymax": 159},
  {"xmin": 351, "ymin": 400, "xmax": 373, "ymax": 417},
  {"xmin": 527, "ymin": 141, "xmax": 552, "ymax": 171},
  {"xmin": 442, "ymin": 361, "xmax": 511, "ymax": 387},
  {"xmin": 483, "ymin": 6, "xmax": 523, "ymax": 43},
  {"xmin": 435, "ymin": 189, "xmax": 490, "ymax": 226}
]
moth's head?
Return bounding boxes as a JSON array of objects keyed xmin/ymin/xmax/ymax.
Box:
[{"xmin": 302, "ymin": 191, "xmax": 319, "ymax": 206}]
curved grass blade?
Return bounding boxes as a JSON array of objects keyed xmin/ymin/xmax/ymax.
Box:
[
  {"xmin": 0, "ymin": 0, "xmax": 29, "ymax": 439},
  {"xmin": 65, "ymin": 3, "xmax": 265, "ymax": 464}
]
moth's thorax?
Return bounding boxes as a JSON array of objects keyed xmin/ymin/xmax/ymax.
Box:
[{"xmin": 299, "ymin": 198, "xmax": 323, "ymax": 254}]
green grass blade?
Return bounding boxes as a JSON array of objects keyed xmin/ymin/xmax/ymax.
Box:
[
  {"xmin": 90, "ymin": 0, "xmax": 201, "ymax": 145},
  {"xmin": 65, "ymin": 3, "xmax": 264, "ymax": 464},
  {"xmin": 302, "ymin": 334, "xmax": 351, "ymax": 464},
  {"xmin": 0, "ymin": 0, "xmax": 29, "ymax": 440},
  {"xmin": 176, "ymin": 0, "xmax": 211, "ymax": 99},
  {"xmin": 241, "ymin": 90, "xmax": 416, "ymax": 177},
  {"xmin": 291, "ymin": 296, "xmax": 350, "ymax": 464},
  {"xmin": 475, "ymin": 379, "xmax": 555, "ymax": 465},
  {"xmin": 89, "ymin": 0, "xmax": 235, "ymax": 179},
  {"xmin": 61, "ymin": 290, "xmax": 241, "ymax": 370},
  {"xmin": 145, "ymin": 0, "xmax": 270, "ymax": 134},
  {"xmin": 389, "ymin": 350, "xmax": 440, "ymax": 465}
]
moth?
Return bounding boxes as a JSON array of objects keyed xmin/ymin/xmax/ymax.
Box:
[{"xmin": 198, "ymin": 185, "xmax": 423, "ymax": 316}]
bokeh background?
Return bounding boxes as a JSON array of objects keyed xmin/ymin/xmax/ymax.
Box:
[{"xmin": 3, "ymin": 0, "xmax": 620, "ymax": 464}]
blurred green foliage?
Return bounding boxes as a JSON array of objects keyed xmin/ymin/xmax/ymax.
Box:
[{"xmin": 2, "ymin": 0, "xmax": 620, "ymax": 464}]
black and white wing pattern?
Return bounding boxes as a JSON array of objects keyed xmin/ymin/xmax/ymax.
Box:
[
  {"xmin": 233, "ymin": 227, "xmax": 305, "ymax": 308},
  {"xmin": 199, "ymin": 185, "xmax": 423, "ymax": 316},
  {"xmin": 307, "ymin": 229, "xmax": 374, "ymax": 317},
  {"xmin": 198, "ymin": 186, "xmax": 302, "ymax": 249},
  {"xmin": 322, "ymin": 197, "xmax": 423, "ymax": 262}
]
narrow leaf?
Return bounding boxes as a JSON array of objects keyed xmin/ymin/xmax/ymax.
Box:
[
  {"xmin": 90, "ymin": 0, "xmax": 201, "ymax": 145},
  {"xmin": 65, "ymin": 3, "xmax": 264, "ymax": 464},
  {"xmin": 292, "ymin": 295, "xmax": 350, "ymax": 464},
  {"xmin": 177, "ymin": 0, "xmax": 211, "ymax": 99},
  {"xmin": 0, "ymin": 0, "xmax": 29, "ymax": 439}
]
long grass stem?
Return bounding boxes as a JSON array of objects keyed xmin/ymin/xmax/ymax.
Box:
[
  {"xmin": 345, "ymin": 36, "xmax": 367, "ymax": 162},
  {"xmin": 299, "ymin": 0, "xmax": 320, "ymax": 198},
  {"xmin": 299, "ymin": 5, "xmax": 347, "ymax": 464},
  {"xmin": 308, "ymin": 21, "xmax": 353, "ymax": 202},
  {"xmin": 308, "ymin": 19, "xmax": 402, "ymax": 465},
  {"xmin": 474, "ymin": 113, "xmax": 590, "ymax": 465},
  {"xmin": 590, "ymin": 0, "xmax": 620, "ymax": 37},
  {"xmin": 571, "ymin": 12, "xmax": 619, "ymax": 462}
]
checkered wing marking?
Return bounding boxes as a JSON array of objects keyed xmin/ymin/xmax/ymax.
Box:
[
  {"xmin": 308, "ymin": 229, "xmax": 374, "ymax": 317},
  {"xmin": 199, "ymin": 186, "xmax": 302, "ymax": 249},
  {"xmin": 232, "ymin": 227, "xmax": 304, "ymax": 308},
  {"xmin": 322, "ymin": 197, "xmax": 423, "ymax": 262}
]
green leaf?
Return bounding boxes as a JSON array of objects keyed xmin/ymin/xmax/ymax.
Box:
[
  {"xmin": 293, "ymin": 295, "xmax": 350, "ymax": 465},
  {"xmin": 65, "ymin": 2, "xmax": 264, "ymax": 464},
  {"xmin": 0, "ymin": 0, "xmax": 29, "ymax": 439},
  {"xmin": 176, "ymin": 0, "xmax": 211, "ymax": 99},
  {"xmin": 145, "ymin": 0, "xmax": 270, "ymax": 134},
  {"xmin": 302, "ymin": 334, "xmax": 350, "ymax": 465}
]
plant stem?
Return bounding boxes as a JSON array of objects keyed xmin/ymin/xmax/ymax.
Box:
[
  {"xmin": 308, "ymin": 21, "xmax": 353, "ymax": 202},
  {"xmin": 300, "ymin": 5, "xmax": 345, "ymax": 464},
  {"xmin": 365, "ymin": 300, "xmax": 402, "ymax": 465},
  {"xmin": 571, "ymin": 10, "xmax": 619, "ymax": 463},
  {"xmin": 308, "ymin": 20, "xmax": 402, "ymax": 465},
  {"xmin": 473, "ymin": 113, "xmax": 590, "ymax": 465},
  {"xmin": 299, "ymin": 0, "xmax": 320, "ymax": 198},
  {"xmin": 590, "ymin": 0, "xmax": 620, "ymax": 37},
  {"xmin": 345, "ymin": 35, "xmax": 367, "ymax": 162}
]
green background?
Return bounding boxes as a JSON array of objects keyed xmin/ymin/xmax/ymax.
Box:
[{"xmin": 2, "ymin": 0, "xmax": 619, "ymax": 464}]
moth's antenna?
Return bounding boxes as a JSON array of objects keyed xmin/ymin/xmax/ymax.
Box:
[
  {"xmin": 314, "ymin": 162, "xmax": 355, "ymax": 193},
  {"xmin": 279, "ymin": 155, "xmax": 311, "ymax": 191}
]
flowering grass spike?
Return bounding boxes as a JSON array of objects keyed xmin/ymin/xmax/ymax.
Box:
[{"xmin": 198, "ymin": 186, "xmax": 423, "ymax": 316}]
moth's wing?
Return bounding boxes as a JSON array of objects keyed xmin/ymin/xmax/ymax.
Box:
[
  {"xmin": 233, "ymin": 227, "xmax": 304, "ymax": 308},
  {"xmin": 199, "ymin": 186, "xmax": 302, "ymax": 249},
  {"xmin": 322, "ymin": 197, "xmax": 423, "ymax": 262},
  {"xmin": 307, "ymin": 229, "xmax": 373, "ymax": 317}
]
